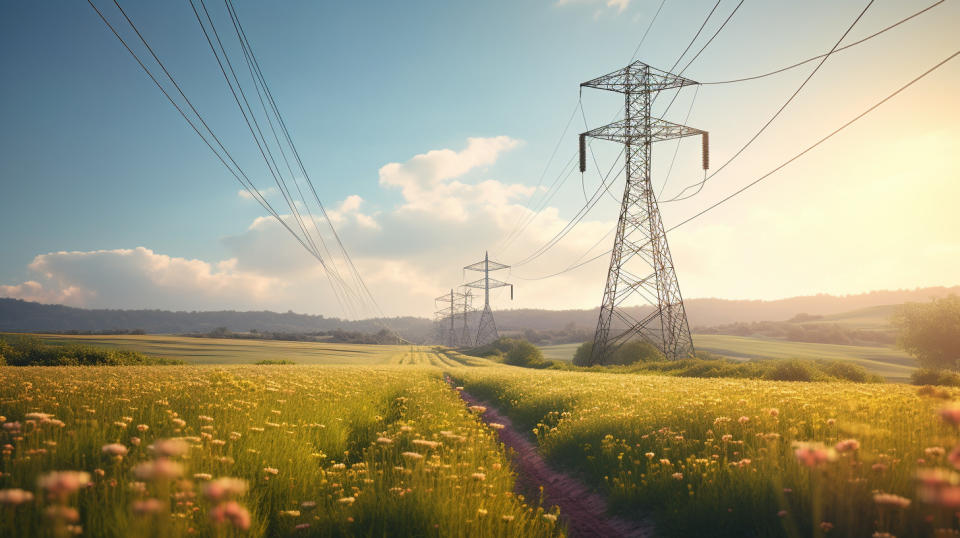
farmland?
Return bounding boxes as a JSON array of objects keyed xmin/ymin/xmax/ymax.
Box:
[
  {"xmin": 540, "ymin": 334, "xmax": 917, "ymax": 382},
  {"xmin": 0, "ymin": 359, "xmax": 558, "ymax": 537},
  {"xmin": 29, "ymin": 334, "xmax": 409, "ymax": 365},
  {"xmin": 451, "ymin": 367, "xmax": 959, "ymax": 537},
  {"xmin": 2, "ymin": 336, "xmax": 958, "ymax": 537}
]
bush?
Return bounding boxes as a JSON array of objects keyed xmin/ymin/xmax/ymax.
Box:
[
  {"xmin": 761, "ymin": 359, "xmax": 823, "ymax": 382},
  {"xmin": 820, "ymin": 361, "xmax": 872, "ymax": 383},
  {"xmin": 894, "ymin": 295, "xmax": 960, "ymax": 370},
  {"xmin": 610, "ymin": 340, "xmax": 664, "ymax": 365},
  {"xmin": 0, "ymin": 334, "xmax": 182, "ymax": 366},
  {"xmin": 572, "ymin": 341, "xmax": 593, "ymax": 366},
  {"xmin": 465, "ymin": 338, "xmax": 552, "ymax": 369},
  {"xmin": 255, "ymin": 359, "xmax": 296, "ymax": 365},
  {"xmin": 572, "ymin": 340, "xmax": 664, "ymax": 366},
  {"xmin": 911, "ymin": 368, "xmax": 960, "ymax": 387}
]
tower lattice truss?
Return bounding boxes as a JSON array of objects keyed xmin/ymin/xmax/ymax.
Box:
[
  {"xmin": 580, "ymin": 60, "xmax": 709, "ymax": 363},
  {"xmin": 463, "ymin": 252, "xmax": 512, "ymax": 347}
]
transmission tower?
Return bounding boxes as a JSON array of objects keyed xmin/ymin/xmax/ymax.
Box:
[
  {"xmin": 464, "ymin": 252, "xmax": 513, "ymax": 346},
  {"xmin": 434, "ymin": 289, "xmax": 462, "ymax": 348},
  {"xmin": 579, "ymin": 60, "xmax": 709, "ymax": 363},
  {"xmin": 458, "ymin": 288, "xmax": 476, "ymax": 348}
]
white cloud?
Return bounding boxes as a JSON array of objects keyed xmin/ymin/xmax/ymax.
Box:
[
  {"xmin": 555, "ymin": 0, "xmax": 631, "ymax": 14},
  {"xmin": 0, "ymin": 247, "xmax": 283, "ymax": 311},
  {"xmin": 237, "ymin": 186, "xmax": 278, "ymax": 200},
  {"xmin": 1, "ymin": 136, "xmax": 617, "ymax": 317},
  {"xmin": 328, "ymin": 195, "xmax": 379, "ymax": 230},
  {"xmin": 378, "ymin": 136, "xmax": 524, "ymax": 219}
]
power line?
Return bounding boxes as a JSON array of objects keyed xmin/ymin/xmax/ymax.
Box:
[
  {"xmin": 503, "ymin": 3, "xmax": 727, "ymax": 263},
  {"xmin": 514, "ymin": 49, "xmax": 959, "ymax": 281},
  {"xmin": 661, "ymin": 0, "xmax": 877, "ymax": 203},
  {"xmin": 224, "ymin": 0, "xmax": 407, "ymax": 339},
  {"xmin": 666, "ymin": 49, "xmax": 960, "ymax": 232},
  {"xmin": 628, "ymin": 0, "xmax": 667, "ymax": 62},
  {"xmin": 511, "ymin": 149, "xmax": 625, "ymax": 267},
  {"xmin": 499, "ymin": 0, "xmax": 678, "ymax": 257},
  {"xmin": 668, "ymin": 0, "xmax": 722, "ymax": 73},
  {"xmin": 89, "ymin": 0, "xmax": 392, "ymax": 327},
  {"xmin": 677, "ymin": 0, "xmax": 744, "ymax": 75},
  {"xmin": 188, "ymin": 0, "xmax": 364, "ymax": 316},
  {"xmin": 700, "ymin": 0, "xmax": 946, "ymax": 85},
  {"xmin": 84, "ymin": 0, "xmax": 333, "ymax": 278},
  {"xmin": 658, "ymin": 84, "xmax": 701, "ymax": 198},
  {"xmin": 494, "ymin": 101, "xmax": 582, "ymax": 253},
  {"xmin": 221, "ymin": 0, "xmax": 359, "ymax": 315}
]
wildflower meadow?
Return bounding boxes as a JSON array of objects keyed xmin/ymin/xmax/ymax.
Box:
[{"xmin": 0, "ymin": 360, "xmax": 559, "ymax": 537}]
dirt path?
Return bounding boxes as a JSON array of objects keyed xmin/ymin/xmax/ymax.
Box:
[{"xmin": 448, "ymin": 380, "xmax": 656, "ymax": 538}]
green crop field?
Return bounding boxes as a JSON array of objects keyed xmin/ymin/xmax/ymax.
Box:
[
  {"xmin": 29, "ymin": 334, "xmax": 409, "ymax": 365},
  {"xmin": 2, "ymin": 335, "xmax": 955, "ymax": 537},
  {"xmin": 540, "ymin": 335, "xmax": 917, "ymax": 382}
]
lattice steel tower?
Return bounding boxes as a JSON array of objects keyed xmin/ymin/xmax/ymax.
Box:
[
  {"xmin": 464, "ymin": 252, "xmax": 513, "ymax": 347},
  {"xmin": 579, "ymin": 60, "xmax": 709, "ymax": 363},
  {"xmin": 459, "ymin": 288, "xmax": 476, "ymax": 347},
  {"xmin": 434, "ymin": 289, "xmax": 462, "ymax": 348}
]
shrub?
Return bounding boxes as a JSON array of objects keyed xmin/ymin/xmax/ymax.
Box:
[
  {"xmin": 911, "ymin": 368, "xmax": 960, "ymax": 387},
  {"xmin": 0, "ymin": 334, "xmax": 182, "ymax": 366},
  {"xmin": 761, "ymin": 359, "xmax": 822, "ymax": 382},
  {"xmin": 610, "ymin": 340, "xmax": 664, "ymax": 365},
  {"xmin": 466, "ymin": 338, "xmax": 552, "ymax": 369},
  {"xmin": 572, "ymin": 340, "xmax": 664, "ymax": 366},
  {"xmin": 820, "ymin": 361, "xmax": 872, "ymax": 383},
  {"xmin": 894, "ymin": 295, "xmax": 960, "ymax": 370},
  {"xmin": 255, "ymin": 359, "xmax": 296, "ymax": 365},
  {"xmin": 572, "ymin": 341, "xmax": 593, "ymax": 366}
]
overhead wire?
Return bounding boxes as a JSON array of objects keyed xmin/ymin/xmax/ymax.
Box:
[
  {"xmin": 90, "ymin": 0, "xmax": 403, "ymax": 333},
  {"xmin": 511, "ymin": 148, "xmax": 626, "ymax": 267},
  {"xmin": 498, "ymin": 0, "xmax": 673, "ymax": 257},
  {"xmin": 514, "ymin": 49, "xmax": 960, "ymax": 281},
  {"xmin": 629, "ymin": 0, "xmax": 668, "ymax": 63},
  {"xmin": 85, "ymin": 0, "xmax": 350, "ymax": 304},
  {"xmin": 223, "ymin": 0, "xmax": 408, "ymax": 340},
  {"xmin": 660, "ymin": 0, "xmax": 877, "ymax": 203},
  {"xmin": 665, "ymin": 49, "xmax": 960, "ymax": 232},
  {"xmin": 700, "ymin": 0, "xmax": 946, "ymax": 85},
  {"xmin": 188, "ymin": 0, "xmax": 363, "ymax": 317},
  {"xmin": 494, "ymin": 100, "xmax": 582, "ymax": 254},
  {"xmin": 219, "ymin": 0, "xmax": 359, "ymax": 315},
  {"xmin": 507, "ymin": 0, "xmax": 733, "ymax": 267}
]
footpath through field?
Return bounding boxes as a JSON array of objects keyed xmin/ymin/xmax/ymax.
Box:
[{"xmin": 445, "ymin": 375, "xmax": 656, "ymax": 538}]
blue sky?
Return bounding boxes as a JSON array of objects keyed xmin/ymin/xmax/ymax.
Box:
[{"xmin": 1, "ymin": 1, "xmax": 958, "ymax": 317}]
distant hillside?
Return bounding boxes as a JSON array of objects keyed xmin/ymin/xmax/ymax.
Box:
[
  {"xmin": 0, "ymin": 298, "xmax": 435, "ymax": 342},
  {"xmin": 1, "ymin": 286, "xmax": 955, "ymax": 341},
  {"xmin": 494, "ymin": 287, "xmax": 960, "ymax": 330}
]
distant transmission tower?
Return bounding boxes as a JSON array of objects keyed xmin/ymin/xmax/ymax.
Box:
[
  {"xmin": 579, "ymin": 60, "xmax": 709, "ymax": 363},
  {"xmin": 464, "ymin": 252, "xmax": 513, "ymax": 346},
  {"xmin": 434, "ymin": 289, "xmax": 462, "ymax": 348},
  {"xmin": 458, "ymin": 288, "xmax": 476, "ymax": 347}
]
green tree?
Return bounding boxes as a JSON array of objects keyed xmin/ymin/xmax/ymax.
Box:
[{"xmin": 894, "ymin": 295, "xmax": 960, "ymax": 370}]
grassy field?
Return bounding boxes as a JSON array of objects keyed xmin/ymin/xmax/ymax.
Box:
[
  {"xmin": 0, "ymin": 357, "xmax": 559, "ymax": 537},
  {"xmin": 29, "ymin": 334, "xmax": 409, "ymax": 365},
  {"xmin": 4, "ymin": 335, "xmax": 955, "ymax": 537},
  {"xmin": 451, "ymin": 367, "xmax": 960, "ymax": 538},
  {"xmin": 540, "ymin": 335, "xmax": 917, "ymax": 382}
]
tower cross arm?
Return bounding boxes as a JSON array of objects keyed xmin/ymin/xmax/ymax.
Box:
[
  {"xmin": 580, "ymin": 60, "xmax": 698, "ymax": 94},
  {"xmin": 463, "ymin": 277, "xmax": 512, "ymax": 289},
  {"xmin": 583, "ymin": 117, "xmax": 706, "ymax": 145},
  {"xmin": 464, "ymin": 260, "xmax": 509, "ymax": 272}
]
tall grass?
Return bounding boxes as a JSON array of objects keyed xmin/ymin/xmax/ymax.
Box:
[
  {"xmin": 454, "ymin": 368, "xmax": 960, "ymax": 537},
  {"xmin": 0, "ymin": 362, "xmax": 560, "ymax": 537}
]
